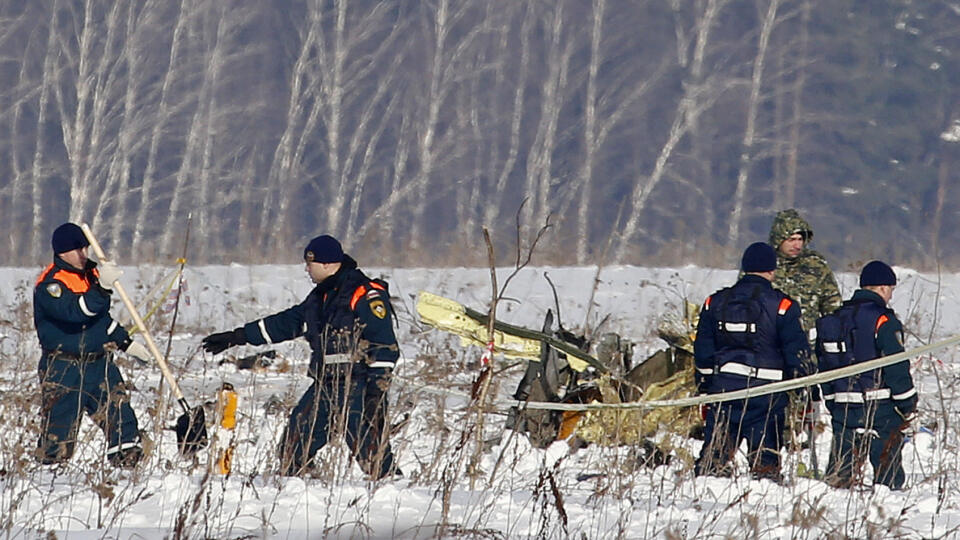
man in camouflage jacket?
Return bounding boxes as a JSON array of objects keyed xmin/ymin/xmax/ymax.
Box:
[
  {"xmin": 768, "ymin": 209, "xmax": 842, "ymax": 454},
  {"xmin": 768, "ymin": 209, "xmax": 842, "ymax": 339}
]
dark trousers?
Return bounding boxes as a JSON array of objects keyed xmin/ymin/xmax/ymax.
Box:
[
  {"xmin": 826, "ymin": 406, "xmax": 906, "ymax": 490},
  {"xmin": 696, "ymin": 398, "xmax": 785, "ymax": 479},
  {"xmin": 37, "ymin": 352, "xmax": 140, "ymax": 462},
  {"xmin": 279, "ymin": 366, "xmax": 395, "ymax": 478}
]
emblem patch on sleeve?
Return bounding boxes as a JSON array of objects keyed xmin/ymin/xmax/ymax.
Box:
[
  {"xmin": 369, "ymin": 299, "xmax": 387, "ymax": 319},
  {"xmin": 46, "ymin": 283, "xmax": 62, "ymax": 298}
]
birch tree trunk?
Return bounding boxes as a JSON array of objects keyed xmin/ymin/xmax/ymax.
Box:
[
  {"xmin": 163, "ymin": 2, "xmax": 226, "ymax": 255},
  {"xmin": 783, "ymin": 0, "xmax": 810, "ymax": 210},
  {"xmin": 575, "ymin": 0, "xmax": 605, "ymax": 264},
  {"xmin": 931, "ymin": 99, "xmax": 958, "ymax": 260},
  {"xmin": 615, "ymin": 0, "xmax": 724, "ymax": 262},
  {"xmin": 481, "ymin": 3, "xmax": 532, "ymax": 232},
  {"xmin": 527, "ymin": 3, "xmax": 571, "ymax": 234},
  {"xmin": 85, "ymin": 3, "xmax": 127, "ymax": 235},
  {"xmin": 57, "ymin": 1, "xmax": 98, "ymax": 222},
  {"xmin": 6, "ymin": 52, "xmax": 28, "ymax": 259},
  {"xmin": 318, "ymin": 0, "xmax": 347, "ymax": 235},
  {"xmin": 133, "ymin": 0, "xmax": 190, "ymax": 259},
  {"xmin": 259, "ymin": 5, "xmax": 321, "ymax": 250},
  {"xmin": 407, "ymin": 0, "xmax": 450, "ymax": 255},
  {"xmin": 106, "ymin": 3, "xmax": 141, "ymax": 249},
  {"xmin": 192, "ymin": 6, "xmax": 226, "ymax": 258},
  {"xmin": 728, "ymin": 0, "xmax": 779, "ymax": 249},
  {"xmin": 27, "ymin": 6, "xmax": 61, "ymax": 260}
]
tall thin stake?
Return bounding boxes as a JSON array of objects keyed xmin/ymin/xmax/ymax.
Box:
[
  {"xmin": 154, "ymin": 213, "xmax": 192, "ymax": 404},
  {"xmin": 163, "ymin": 213, "xmax": 192, "ymax": 365},
  {"xmin": 468, "ymin": 227, "xmax": 499, "ymax": 488},
  {"xmin": 152, "ymin": 214, "xmax": 192, "ymax": 459}
]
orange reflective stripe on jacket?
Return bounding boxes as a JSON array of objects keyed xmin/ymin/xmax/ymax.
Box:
[
  {"xmin": 777, "ymin": 298, "xmax": 792, "ymax": 315},
  {"xmin": 35, "ymin": 264, "xmax": 55, "ymax": 286},
  {"xmin": 875, "ymin": 314, "xmax": 889, "ymax": 334},
  {"xmin": 349, "ymin": 281, "xmax": 386, "ymax": 310},
  {"xmin": 35, "ymin": 263, "xmax": 91, "ymax": 293}
]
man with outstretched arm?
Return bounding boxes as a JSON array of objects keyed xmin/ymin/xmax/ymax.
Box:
[
  {"xmin": 33, "ymin": 222, "xmax": 151, "ymax": 468},
  {"xmin": 202, "ymin": 235, "xmax": 401, "ymax": 479}
]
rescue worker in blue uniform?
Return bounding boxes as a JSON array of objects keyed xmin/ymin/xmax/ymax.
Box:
[
  {"xmin": 202, "ymin": 235, "xmax": 400, "ymax": 479},
  {"xmin": 694, "ymin": 242, "xmax": 811, "ymax": 481},
  {"xmin": 817, "ymin": 260, "xmax": 916, "ymax": 490},
  {"xmin": 33, "ymin": 223, "xmax": 150, "ymax": 467}
]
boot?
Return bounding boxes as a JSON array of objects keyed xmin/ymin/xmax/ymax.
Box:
[{"xmin": 107, "ymin": 446, "xmax": 143, "ymax": 469}]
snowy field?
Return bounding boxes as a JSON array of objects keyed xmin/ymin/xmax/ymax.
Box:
[{"xmin": 3, "ymin": 262, "xmax": 960, "ymax": 539}]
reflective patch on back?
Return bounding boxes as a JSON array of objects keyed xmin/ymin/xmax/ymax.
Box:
[{"xmin": 46, "ymin": 283, "xmax": 62, "ymax": 298}]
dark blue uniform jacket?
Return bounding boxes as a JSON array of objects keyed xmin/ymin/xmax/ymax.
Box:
[
  {"xmin": 695, "ymin": 274, "xmax": 811, "ymax": 403},
  {"xmin": 34, "ymin": 257, "xmax": 130, "ymax": 355},
  {"xmin": 241, "ymin": 255, "xmax": 399, "ymax": 378},
  {"xmin": 817, "ymin": 289, "xmax": 917, "ymax": 424}
]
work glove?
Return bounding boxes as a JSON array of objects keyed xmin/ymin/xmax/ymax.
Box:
[
  {"xmin": 124, "ymin": 340, "xmax": 151, "ymax": 362},
  {"xmin": 896, "ymin": 405, "xmax": 918, "ymax": 425},
  {"xmin": 894, "ymin": 394, "xmax": 918, "ymax": 419},
  {"xmin": 96, "ymin": 259, "xmax": 123, "ymax": 289},
  {"xmin": 202, "ymin": 328, "xmax": 246, "ymax": 354}
]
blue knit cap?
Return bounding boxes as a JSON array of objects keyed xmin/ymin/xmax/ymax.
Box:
[
  {"xmin": 303, "ymin": 235, "xmax": 343, "ymax": 263},
  {"xmin": 51, "ymin": 223, "xmax": 89, "ymax": 254},
  {"xmin": 860, "ymin": 260, "xmax": 896, "ymax": 287},
  {"xmin": 740, "ymin": 242, "xmax": 777, "ymax": 273}
]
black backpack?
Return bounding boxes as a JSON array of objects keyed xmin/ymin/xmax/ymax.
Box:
[
  {"xmin": 713, "ymin": 287, "xmax": 770, "ymax": 351},
  {"xmin": 815, "ymin": 307, "xmax": 857, "ymax": 372},
  {"xmin": 816, "ymin": 303, "xmax": 884, "ymax": 398}
]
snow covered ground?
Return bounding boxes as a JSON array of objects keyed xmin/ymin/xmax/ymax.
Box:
[{"xmin": 3, "ymin": 262, "xmax": 960, "ymax": 539}]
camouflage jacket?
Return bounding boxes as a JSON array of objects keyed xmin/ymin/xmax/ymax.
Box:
[
  {"xmin": 769, "ymin": 209, "xmax": 842, "ymax": 336},
  {"xmin": 773, "ymin": 252, "xmax": 841, "ymax": 335}
]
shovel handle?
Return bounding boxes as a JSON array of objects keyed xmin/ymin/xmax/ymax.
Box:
[
  {"xmin": 81, "ymin": 223, "xmax": 188, "ymax": 402},
  {"xmin": 177, "ymin": 397, "xmax": 192, "ymax": 415}
]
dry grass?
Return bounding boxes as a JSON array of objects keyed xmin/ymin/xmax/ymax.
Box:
[{"xmin": 3, "ymin": 274, "xmax": 960, "ymax": 539}]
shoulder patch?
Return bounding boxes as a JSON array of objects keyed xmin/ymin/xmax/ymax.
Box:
[
  {"xmin": 369, "ymin": 299, "xmax": 387, "ymax": 319},
  {"xmin": 46, "ymin": 283, "xmax": 62, "ymax": 298}
]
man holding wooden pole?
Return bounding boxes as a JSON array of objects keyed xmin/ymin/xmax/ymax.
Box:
[{"xmin": 33, "ymin": 222, "xmax": 150, "ymax": 468}]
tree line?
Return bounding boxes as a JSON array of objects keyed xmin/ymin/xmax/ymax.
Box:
[{"xmin": 0, "ymin": 0, "xmax": 957, "ymax": 269}]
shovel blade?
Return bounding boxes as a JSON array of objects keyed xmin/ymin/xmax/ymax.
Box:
[{"xmin": 176, "ymin": 406, "xmax": 208, "ymax": 456}]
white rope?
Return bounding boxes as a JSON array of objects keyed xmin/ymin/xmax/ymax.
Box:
[{"xmin": 395, "ymin": 334, "xmax": 960, "ymax": 412}]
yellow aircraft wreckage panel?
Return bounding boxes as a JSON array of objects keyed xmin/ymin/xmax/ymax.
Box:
[{"xmin": 417, "ymin": 291, "xmax": 542, "ymax": 361}]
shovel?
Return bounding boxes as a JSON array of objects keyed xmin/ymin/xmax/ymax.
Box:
[{"xmin": 81, "ymin": 223, "xmax": 208, "ymax": 456}]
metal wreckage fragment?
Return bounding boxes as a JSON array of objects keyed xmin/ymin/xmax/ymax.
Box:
[{"xmin": 416, "ymin": 292, "xmax": 703, "ymax": 465}]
